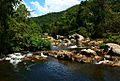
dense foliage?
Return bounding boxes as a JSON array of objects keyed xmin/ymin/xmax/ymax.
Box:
[
  {"xmin": 31, "ymin": 12, "xmax": 64, "ymax": 33},
  {"xmin": 32, "ymin": 0, "xmax": 120, "ymax": 39},
  {"xmin": 0, "ymin": 0, "xmax": 120, "ymax": 54},
  {"xmin": 0, "ymin": 0, "xmax": 21, "ymax": 54},
  {"xmin": 0, "ymin": 1, "xmax": 51, "ymax": 54}
]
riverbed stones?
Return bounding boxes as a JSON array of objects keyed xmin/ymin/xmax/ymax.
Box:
[
  {"xmin": 88, "ymin": 40, "xmax": 103, "ymax": 46},
  {"xmin": 71, "ymin": 33, "xmax": 84, "ymax": 41},
  {"xmin": 81, "ymin": 49, "xmax": 97, "ymax": 56},
  {"xmin": 24, "ymin": 55, "xmax": 47, "ymax": 62},
  {"xmin": 70, "ymin": 39, "xmax": 76, "ymax": 45},
  {"xmin": 47, "ymin": 49, "xmax": 120, "ymax": 66},
  {"xmin": 104, "ymin": 55, "xmax": 111, "ymax": 59},
  {"xmin": 106, "ymin": 43, "xmax": 120, "ymax": 55},
  {"xmin": 70, "ymin": 33, "xmax": 84, "ymax": 47},
  {"xmin": 73, "ymin": 54, "xmax": 83, "ymax": 62},
  {"xmin": 94, "ymin": 56, "xmax": 102, "ymax": 61},
  {"xmin": 47, "ymin": 50, "xmax": 98, "ymax": 63},
  {"xmin": 112, "ymin": 61, "xmax": 120, "ymax": 67}
]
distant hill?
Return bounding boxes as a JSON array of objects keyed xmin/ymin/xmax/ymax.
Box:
[
  {"xmin": 31, "ymin": 12, "xmax": 64, "ymax": 26},
  {"xmin": 31, "ymin": 0, "xmax": 120, "ymax": 38},
  {"xmin": 31, "ymin": 4, "xmax": 79, "ymax": 26}
]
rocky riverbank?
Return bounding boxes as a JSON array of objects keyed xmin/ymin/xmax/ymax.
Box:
[
  {"xmin": 45, "ymin": 50, "xmax": 120, "ymax": 67},
  {"xmin": 0, "ymin": 51, "xmax": 48, "ymax": 65},
  {"xmin": 1, "ymin": 33, "xmax": 120, "ymax": 67},
  {"xmin": 1, "ymin": 48, "xmax": 120, "ymax": 67},
  {"xmin": 42, "ymin": 33, "xmax": 120, "ymax": 67}
]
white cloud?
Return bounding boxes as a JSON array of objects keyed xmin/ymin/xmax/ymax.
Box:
[
  {"xmin": 22, "ymin": 0, "xmax": 39, "ymax": 17},
  {"xmin": 30, "ymin": 11, "xmax": 39, "ymax": 17},
  {"xmin": 31, "ymin": 0, "xmax": 81, "ymax": 16},
  {"xmin": 45, "ymin": 0, "xmax": 80, "ymax": 12},
  {"xmin": 31, "ymin": 1, "xmax": 48, "ymax": 14}
]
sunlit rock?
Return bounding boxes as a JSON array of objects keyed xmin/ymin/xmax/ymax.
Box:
[
  {"xmin": 71, "ymin": 33, "xmax": 84, "ymax": 41},
  {"xmin": 106, "ymin": 43, "xmax": 120, "ymax": 55},
  {"xmin": 26, "ymin": 52, "xmax": 33, "ymax": 57},
  {"xmin": 88, "ymin": 40, "xmax": 103, "ymax": 46},
  {"xmin": 70, "ymin": 39, "xmax": 76, "ymax": 45},
  {"xmin": 71, "ymin": 33, "xmax": 84, "ymax": 47},
  {"xmin": 67, "ymin": 45, "xmax": 78, "ymax": 49},
  {"xmin": 81, "ymin": 49, "xmax": 97, "ymax": 56},
  {"xmin": 41, "ymin": 52, "xmax": 48, "ymax": 58}
]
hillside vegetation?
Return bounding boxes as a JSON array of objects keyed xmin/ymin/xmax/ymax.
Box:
[
  {"xmin": 0, "ymin": 0, "xmax": 120, "ymax": 54},
  {"xmin": 32, "ymin": 0, "xmax": 120, "ymax": 39},
  {"xmin": 0, "ymin": 0, "xmax": 51, "ymax": 54}
]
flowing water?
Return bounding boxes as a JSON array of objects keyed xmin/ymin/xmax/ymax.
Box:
[{"xmin": 0, "ymin": 57, "xmax": 120, "ymax": 81}]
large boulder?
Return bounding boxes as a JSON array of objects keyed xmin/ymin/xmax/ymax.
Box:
[
  {"xmin": 47, "ymin": 36, "xmax": 55, "ymax": 41},
  {"xmin": 71, "ymin": 33, "xmax": 84, "ymax": 41},
  {"xmin": 63, "ymin": 39, "xmax": 71, "ymax": 46},
  {"xmin": 71, "ymin": 33, "xmax": 84, "ymax": 47},
  {"xmin": 106, "ymin": 43, "xmax": 120, "ymax": 55},
  {"xmin": 70, "ymin": 39, "xmax": 76, "ymax": 45},
  {"xmin": 81, "ymin": 49, "xmax": 97, "ymax": 56},
  {"xmin": 88, "ymin": 40, "xmax": 103, "ymax": 46}
]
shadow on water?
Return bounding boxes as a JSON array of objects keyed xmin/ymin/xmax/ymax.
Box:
[{"xmin": 0, "ymin": 57, "xmax": 120, "ymax": 81}]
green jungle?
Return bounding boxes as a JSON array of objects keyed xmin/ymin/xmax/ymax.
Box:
[{"xmin": 0, "ymin": 0, "xmax": 120, "ymax": 55}]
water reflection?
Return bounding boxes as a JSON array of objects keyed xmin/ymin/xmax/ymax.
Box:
[{"xmin": 0, "ymin": 57, "xmax": 120, "ymax": 81}]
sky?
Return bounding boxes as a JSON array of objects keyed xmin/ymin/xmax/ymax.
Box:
[{"xmin": 23, "ymin": 0, "xmax": 85, "ymax": 17}]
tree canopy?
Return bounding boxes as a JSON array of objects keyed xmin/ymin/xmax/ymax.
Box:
[
  {"xmin": 0, "ymin": 1, "xmax": 51, "ymax": 54},
  {"xmin": 32, "ymin": 0, "xmax": 120, "ymax": 38},
  {"xmin": 0, "ymin": 0, "xmax": 120, "ymax": 54}
]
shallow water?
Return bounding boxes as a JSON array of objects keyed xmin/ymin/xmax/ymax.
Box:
[{"xmin": 0, "ymin": 57, "xmax": 120, "ymax": 81}]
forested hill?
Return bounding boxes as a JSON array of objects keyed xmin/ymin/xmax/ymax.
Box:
[
  {"xmin": 31, "ymin": 12, "xmax": 64, "ymax": 26},
  {"xmin": 31, "ymin": 4, "xmax": 79, "ymax": 28},
  {"xmin": 31, "ymin": 0, "xmax": 120, "ymax": 38},
  {"xmin": 0, "ymin": 0, "xmax": 119, "ymax": 54}
]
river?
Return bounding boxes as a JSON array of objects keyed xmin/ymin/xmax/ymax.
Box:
[{"xmin": 0, "ymin": 57, "xmax": 120, "ymax": 81}]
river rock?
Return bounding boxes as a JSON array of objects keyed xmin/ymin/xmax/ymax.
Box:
[
  {"xmin": 25, "ymin": 55, "xmax": 47, "ymax": 62},
  {"xmin": 71, "ymin": 33, "xmax": 84, "ymax": 41},
  {"xmin": 71, "ymin": 34, "xmax": 84, "ymax": 47},
  {"xmin": 112, "ymin": 61, "xmax": 120, "ymax": 67},
  {"xmin": 81, "ymin": 49, "xmax": 97, "ymax": 56},
  {"xmin": 26, "ymin": 52, "xmax": 33, "ymax": 57},
  {"xmin": 58, "ymin": 35, "xmax": 65, "ymax": 39},
  {"xmin": 106, "ymin": 43, "xmax": 120, "ymax": 55},
  {"xmin": 104, "ymin": 55, "xmax": 111, "ymax": 59},
  {"xmin": 53, "ymin": 39, "xmax": 62, "ymax": 46},
  {"xmin": 88, "ymin": 40, "xmax": 103, "ymax": 46},
  {"xmin": 47, "ymin": 36, "xmax": 55, "ymax": 41},
  {"xmin": 91, "ymin": 46, "xmax": 109, "ymax": 56},
  {"xmin": 63, "ymin": 39, "xmax": 71, "ymax": 46},
  {"xmin": 94, "ymin": 56, "xmax": 102, "ymax": 61},
  {"xmin": 82, "ymin": 37, "xmax": 90, "ymax": 46},
  {"xmin": 73, "ymin": 54, "xmax": 83, "ymax": 62},
  {"xmin": 70, "ymin": 39, "xmax": 76, "ymax": 45}
]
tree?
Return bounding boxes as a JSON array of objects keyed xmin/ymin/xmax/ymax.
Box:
[
  {"xmin": 89, "ymin": 0, "xmax": 111, "ymax": 38},
  {"xmin": 15, "ymin": 4, "xmax": 30, "ymax": 21},
  {"xmin": 8, "ymin": 3, "xmax": 51, "ymax": 52},
  {"xmin": 0, "ymin": 0, "xmax": 21, "ymax": 54}
]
